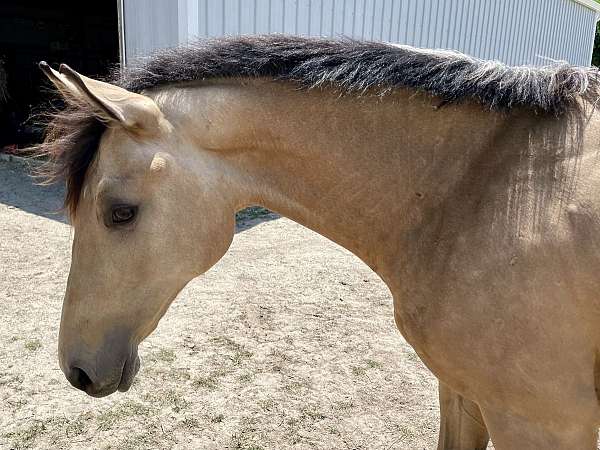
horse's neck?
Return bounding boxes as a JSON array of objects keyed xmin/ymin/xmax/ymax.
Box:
[{"xmin": 156, "ymin": 79, "xmax": 514, "ymax": 282}]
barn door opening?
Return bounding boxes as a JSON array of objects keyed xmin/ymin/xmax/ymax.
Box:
[{"xmin": 0, "ymin": 0, "xmax": 119, "ymax": 150}]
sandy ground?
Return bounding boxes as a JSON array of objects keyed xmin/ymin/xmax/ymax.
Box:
[{"xmin": 0, "ymin": 159, "xmax": 442, "ymax": 449}]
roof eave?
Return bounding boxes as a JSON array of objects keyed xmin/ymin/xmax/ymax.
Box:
[{"xmin": 573, "ymin": 0, "xmax": 600, "ymax": 14}]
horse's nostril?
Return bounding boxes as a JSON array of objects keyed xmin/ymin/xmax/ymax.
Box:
[{"xmin": 68, "ymin": 367, "xmax": 93, "ymax": 391}]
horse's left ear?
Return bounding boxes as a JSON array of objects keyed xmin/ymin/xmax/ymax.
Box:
[{"xmin": 39, "ymin": 61, "xmax": 163, "ymax": 134}]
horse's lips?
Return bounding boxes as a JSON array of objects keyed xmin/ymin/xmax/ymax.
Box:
[
  {"xmin": 118, "ymin": 353, "xmax": 140, "ymax": 393},
  {"xmin": 83, "ymin": 352, "xmax": 140, "ymax": 397}
]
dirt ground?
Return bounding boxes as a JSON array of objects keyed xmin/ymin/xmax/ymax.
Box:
[{"xmin": 0, "ymin": 159, "xmax": 442, "ymax": 449}]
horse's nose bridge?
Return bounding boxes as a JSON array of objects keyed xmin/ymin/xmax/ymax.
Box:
[
  {"xmin": 60, "ymin": 318, "xmax": 134, "ymax": 362},
  {"xmin": 57, "ymin": 305, "xmax": 78, "ymax": 375},
  {"xmin": 58, "ymin": 306, "xmax": 107, "ymax": 379},
  {"xmin": 59, "ymin": 288, "xmax": 112, "ymax": 349}
]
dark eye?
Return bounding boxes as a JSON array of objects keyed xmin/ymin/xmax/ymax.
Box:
[{"xmin": 110, "ymin": 205, "xmax": 137, "ymax": 225}]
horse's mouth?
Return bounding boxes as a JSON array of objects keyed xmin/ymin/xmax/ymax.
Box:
[
  {"xmin": 118, "ymin": 354, "xmax": 141, "ymax": 393},
  {"xmin": 85, "ymin": 353, "xmax": 141, "ymax": 398}
]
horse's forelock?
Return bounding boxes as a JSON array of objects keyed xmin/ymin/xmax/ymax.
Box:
[{"xmin": 32, "ymin": 100, "xmax": 106, "ymax": 218}]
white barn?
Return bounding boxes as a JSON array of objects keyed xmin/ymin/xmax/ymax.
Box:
[{"xmin": 118, "ymin": 0, "xmax": 600, "ymax": 67}]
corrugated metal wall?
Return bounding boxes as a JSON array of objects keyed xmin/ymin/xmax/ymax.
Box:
[{"xmin": 121, "ymin": 0, "xmax": 598, "ymax": 67}]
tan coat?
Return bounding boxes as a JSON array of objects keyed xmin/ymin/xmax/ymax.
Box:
[{"xmin": 39, "ymin": 62, "xmax": 600, "ymax": 449}]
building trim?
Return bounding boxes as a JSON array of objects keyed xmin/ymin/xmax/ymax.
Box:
[
  {"xmin": 573, "ymin": 0, "xmax": 600, "ymax": 14},
  {"xmin": 117, "ymin": 0, "xmax": 127, "ymax": 67}
]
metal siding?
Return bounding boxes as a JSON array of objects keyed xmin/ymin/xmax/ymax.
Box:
[
  {"xmin": 416, "ymin": 0, "xmax": 426, "ymax": 47},
  {"xmin": 384, "ymin": 0, "xmax": 393, "ymax": 42},
  {"xmin": 562, "ymin": 0, "xmax": 575, "ymax": 61},
  {"xmin": 513, "ymin": 0, "xmax": 525, "ymax": 63},
  {"xmin": 507, "ymin": 0, "xmax": 519, "ymax": 63},
  {"xmin": 456, "ymin": 0, "xmax": 466, "ymax": 51},
  {"xmin": 586, "ymin": 12, "xmax": 597, "ymax": 63},
  {"xmin": 464, "ymin": 0, "xmax": 475, "ymax": 56},
  {"xmin": 399, "ymin": 0, "xmax": 408, "ymax": 43},
  {"xmin": 429, "ymin": 1, "xmax": 438, "ymax": 48},
  {"xmin": 417, "ymin": 0, "xmax": 426, "ymax": 46},
  {"xmin": 447, "ymin": 0, "xmax": 455, "ymax": 49},
  {"xmin": 440, "ymin": 0, "xmax": 452, "ymax": 51},
  {"xmin": 550, "ymin": 2, "xmax": 562, "ymax": 59},
  {"xmin": 576, "ymin": 2, "xmax": 597, "ymax": 63},
  {"xmin": 499, "ymin": 0, "xmax": 511, "ymax": 62},
  {"xmin": 334, "ymin": 0, "xmax": 346, "ymax": 36},
  {"xmin": 576, "ymin": 5, "xmax": 586, "ymax": 61},
  {"xmin": 525, "ymin": 0, "xmax": 541, "ymax": 64},
  {"xmin": 389, "ymin": 0, "xmax": 398, "ymax": 42},
  {"xmin": 122, "ymin": 0, "xmax": 598, "ymax": 66},
  {"xmin": 470, "ymin": 0, "xmax": 482, "ymax": 57},
  {"xmin": 431, "ymin": 0, "xmax": 441, "ymax": 48}
]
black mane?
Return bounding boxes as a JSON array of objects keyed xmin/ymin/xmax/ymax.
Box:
[
  {"xmin": 36, "ymin": 35, "xmax": 600, "ymax": 217},
  {"xmin": 118, "ymin": 35, "xmax": 600, "ymax": 115}
]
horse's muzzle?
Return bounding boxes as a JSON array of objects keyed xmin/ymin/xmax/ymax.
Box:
[{"xmin": 63, "ymin": 351, "xmax": 140, "ymax": 397}]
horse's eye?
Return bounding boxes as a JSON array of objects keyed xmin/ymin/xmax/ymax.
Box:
[{"xmin": 111, "ymin": 205, "xmax": 137, "ymax": 225}]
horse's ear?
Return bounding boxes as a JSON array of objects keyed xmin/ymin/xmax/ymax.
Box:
[{"xmin": 38, "ymin": 61, "xmax": 163, "ymax": 134}]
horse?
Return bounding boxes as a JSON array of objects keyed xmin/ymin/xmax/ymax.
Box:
[{"xmin": 36, "ymin": 35, "xmax": 600, "ymax": 449}]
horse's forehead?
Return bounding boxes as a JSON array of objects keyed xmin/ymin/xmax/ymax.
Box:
[
  {"xmin": 78, "ymin": 129, "xmax": 152, "ymax": 205},
  {"xmin": 95, "ymin": 128, "xmax": 151, "ymax": 177}
]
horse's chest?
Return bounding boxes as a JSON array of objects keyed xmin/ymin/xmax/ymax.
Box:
[{"xmin": 390, "ymin": 220, "xmax": 600, "ymax": 418}]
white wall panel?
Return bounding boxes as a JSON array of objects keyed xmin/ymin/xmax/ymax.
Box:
[{"xmin": 121, "ymin": 0, "xmax": 599, "ymax": 66}]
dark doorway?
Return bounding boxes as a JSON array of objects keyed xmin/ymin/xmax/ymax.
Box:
[{"xmin": 0, "ymin": 0, "xmax": 119, "ymax": 149}]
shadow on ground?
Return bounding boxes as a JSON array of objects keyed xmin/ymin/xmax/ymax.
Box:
[
  {"xmin": 0, "ymin": 159, "xmax": 278, "ymax": 230},
  {"xmin": 235, "ymin": 206, "xmax": 279, "ymax": 232},
  {"xmin": 0, "ymin": 159, "xmax": 66, "ymax": 223}
]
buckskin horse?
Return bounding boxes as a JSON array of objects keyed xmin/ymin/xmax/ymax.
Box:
[{"xmin": 36, "ymin": 36, "xmax": 600, "ymax": 449}]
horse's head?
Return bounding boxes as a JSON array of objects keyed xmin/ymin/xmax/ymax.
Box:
[{"xmin": 39, "ymin": 64, "xmax": 237, "ymax": 397}]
